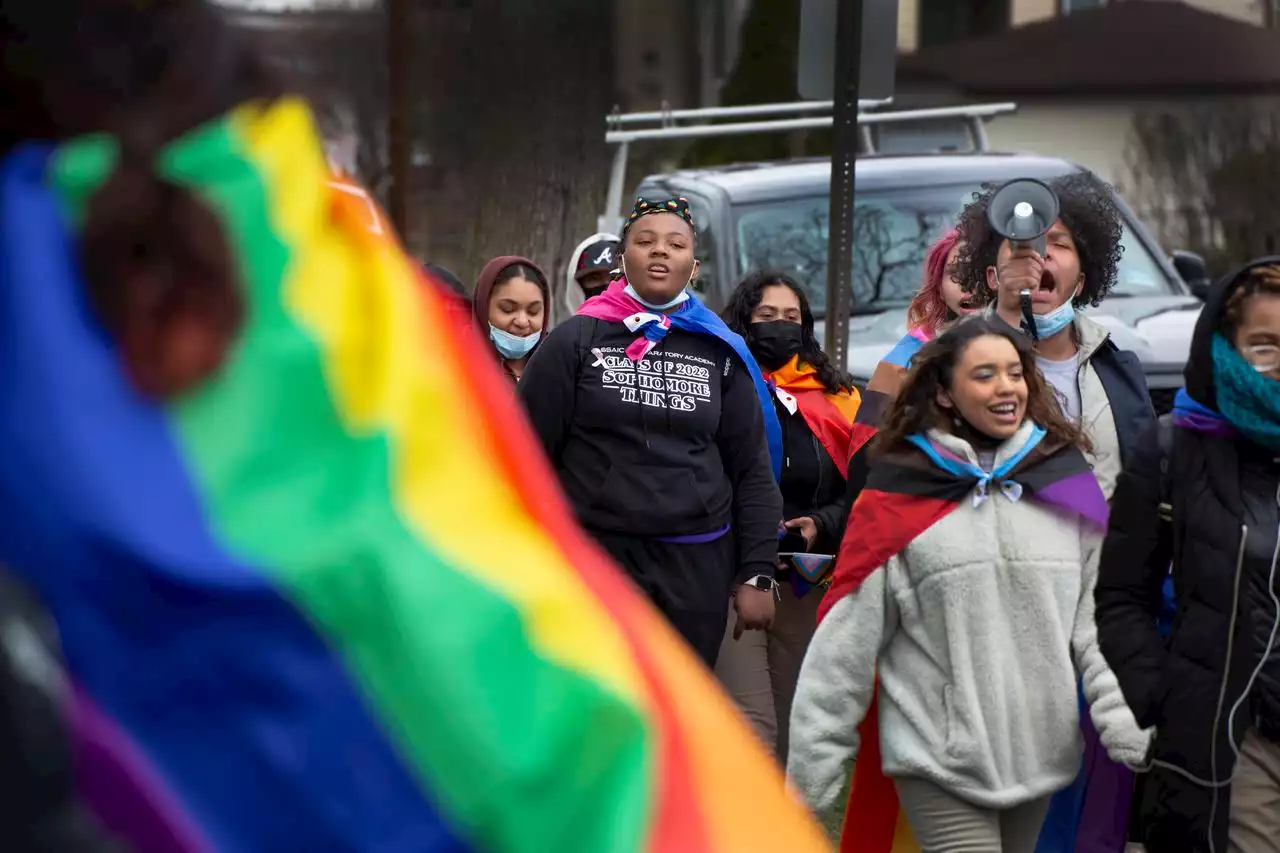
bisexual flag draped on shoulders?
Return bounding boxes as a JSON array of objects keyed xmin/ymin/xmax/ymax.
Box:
[
  {"xmin": 820, "ymin": 426, "xmax": 1110, "ymax": 853},
  {"xmin": 578, "ymin": 279, "xmax": 785, "ymax": 480},
  {"xmin": 0, "ymin": 98, "xmax": 829, "ymax": 853}
]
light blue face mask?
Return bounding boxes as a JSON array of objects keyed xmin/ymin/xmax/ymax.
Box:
[
  {"xmin": 1033, "ymin": 299, "xmax": 1076, "ymax": 338},
  {"xmin": 489, "ymin": 325, "xmax": 541, "ymax": 359},
  {"xmin": 625, "ymin": 283, "xmax": 690, "ymax": 311}
]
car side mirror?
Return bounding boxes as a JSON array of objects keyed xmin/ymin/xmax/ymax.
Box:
[{"xmin": 1171, "ymin": 250, "xmax": 1211, "ymax": 300}]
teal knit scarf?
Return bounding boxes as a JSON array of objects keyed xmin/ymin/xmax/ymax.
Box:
[{"xmin": 1212, "ymin": 333, "xmax": 1280, "ymax": 451}]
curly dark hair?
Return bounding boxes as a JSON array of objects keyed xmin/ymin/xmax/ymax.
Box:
[
  {"xmin": 722, "ymin": 269, "xmax": 853, "ymax": 395},
  {"xmin": 873, "ymin": 318, "xmax": 1091, "ymax": 456},
  {"xmin": 952, "ymin": 172, "xmax": 1125, "ymax": 309}
]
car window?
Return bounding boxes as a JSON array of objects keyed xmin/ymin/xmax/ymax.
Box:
[
  {"xmin": 1111, "ymin": 229, "xmax": 1170, "ymax": 297},
  {"xmin": 687, "ymin": 197, "xmax": 717, "ymax": 299},
  {"xmin": 733, "ymin": 185, "xmax": 1174, "ymax": 314}
]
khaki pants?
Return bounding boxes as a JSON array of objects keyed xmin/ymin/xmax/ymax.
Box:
[
  {"xmin": 714, "ymin": 582, "xmax": 820, "ymax": 763},
  {"xmin": 1229, "ymin": 729, "xmax": 1280, "ymax": 853},
  {"xmin": 895, "ymin": 777, "xmax": 1051, "ymax": 853}
]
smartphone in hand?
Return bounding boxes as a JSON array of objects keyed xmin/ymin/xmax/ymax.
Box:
[{"xmin": 778, "ymin": 529, "xmax": 808, "ymax": 554}]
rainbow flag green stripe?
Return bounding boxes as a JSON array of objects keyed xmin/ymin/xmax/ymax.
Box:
[{"xmin": 0, "ymin": 97, "xmax": 830, "ymax": 852}]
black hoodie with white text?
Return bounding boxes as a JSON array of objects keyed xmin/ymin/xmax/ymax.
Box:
[{"xmin": 518, "ymin": 315, "xmax": 781, "ymax": 583}]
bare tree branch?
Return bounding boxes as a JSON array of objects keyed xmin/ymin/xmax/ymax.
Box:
[{"xmin": 1126, "ymin": 98, "xmax": 1280, "ymax": 271}]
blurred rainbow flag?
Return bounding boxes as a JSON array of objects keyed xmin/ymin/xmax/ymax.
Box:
[{"xmin": 0, "ymin": 98, "xmax": 829, "ymax": 853}]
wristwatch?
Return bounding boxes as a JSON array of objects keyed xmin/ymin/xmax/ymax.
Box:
[{"xmin": 741, "ymin": 575, "xmax": 777, "ymax": 592}]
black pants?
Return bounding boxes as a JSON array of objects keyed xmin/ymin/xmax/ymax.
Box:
[{"xmin": 590, "ymin": 530, "xmax": 737, "ymax": 668}]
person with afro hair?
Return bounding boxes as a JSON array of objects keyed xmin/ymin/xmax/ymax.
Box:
[
  {"xmin": 952, "ymin": 171, "xmax": 1153, "ymax": 500},
  {"xmin": 952, "ymin": 170, "xmax": 1158, "ymax": 853}
]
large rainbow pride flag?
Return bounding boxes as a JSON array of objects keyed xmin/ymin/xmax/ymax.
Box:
[{"xmin": 0, "ymin": 98, "xmax": 830, "ymax": 852}]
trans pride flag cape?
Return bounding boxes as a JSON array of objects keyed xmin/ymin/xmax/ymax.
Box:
[
  {"xmin": 881, "ymin": 329, "xmax": 929, "ymax": 370},
  {"xmin": 821, "ymin": 428, "xmax": 1109, "ymax": 853},
  {"xmin": 0, "ymin": 99, "xmax": 829, "ymax": 853}
]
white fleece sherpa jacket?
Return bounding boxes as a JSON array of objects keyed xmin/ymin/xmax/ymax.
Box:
[{"xmin": 786, "ymin": 423, "xmax": 1150, "ymax": 828}]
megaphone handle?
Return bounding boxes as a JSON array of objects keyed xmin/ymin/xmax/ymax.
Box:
[
  {"xmin": 1009, "ymin": 234, "xmax": 1048, "ymax": 256},
  {"xmin": 1020, "ymin": 289, "xmax": 1038, "ymax": 341}
]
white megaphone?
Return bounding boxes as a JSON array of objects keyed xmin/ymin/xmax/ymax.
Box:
[{"xmin": 986, "ymin": 178, "xmax": 1061, "ymax": 341}]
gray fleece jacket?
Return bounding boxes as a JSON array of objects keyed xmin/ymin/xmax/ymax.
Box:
[{"xmin": 786, "ymin": 422, "xmax": 1150, "ymax": 832}]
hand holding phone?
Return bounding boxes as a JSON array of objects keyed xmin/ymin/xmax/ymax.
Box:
[{"xmin": 778, "ymin": 529, "xmax": 807, "ymax": 554}]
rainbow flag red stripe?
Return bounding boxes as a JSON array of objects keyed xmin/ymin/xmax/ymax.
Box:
[{"xmin": 0, "ymin": 98, "xmax": 830, "ymax": 852}]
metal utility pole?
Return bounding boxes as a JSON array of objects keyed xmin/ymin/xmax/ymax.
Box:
[
  {"xmin": 823, "ymin": 0, "xmax": 864, "ymax": 367},
  {"xmin": 386, "ymin": 0, "xmax": 411, "ymax": 236}
]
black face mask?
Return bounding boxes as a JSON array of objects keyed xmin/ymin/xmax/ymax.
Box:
[
  {"xmin": 580, "ymin": 285, "xmax": 608, "ymax": 301},
  {"xmin": 748, "ymin": 320, "xmax": 805, "ymax": 370}
]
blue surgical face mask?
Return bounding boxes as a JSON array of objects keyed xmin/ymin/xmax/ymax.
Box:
[
  {"xmin": 1033, "ymin": 299, "xmax": 1076, "ymax": 339},
  {"xmin": 489, "ymin": 325, "xmax": 541, "ymax": 359},
  {"xmin": 624, "ymin": 282, "xmax": 690, "ymax": 311}
]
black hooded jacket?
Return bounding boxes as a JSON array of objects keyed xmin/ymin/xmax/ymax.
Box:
[
  {"xmin": 1095, "ymin": 256, "xmax": 1280, "ymax": 853},
  {"xmin": 518, "ymin": 316, "xmax": 782, "ymax": 583}
]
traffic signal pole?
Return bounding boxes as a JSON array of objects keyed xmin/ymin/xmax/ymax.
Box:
[{"xmin": 823, "ymin": 0, "xmax": 864, "ymax": 366}]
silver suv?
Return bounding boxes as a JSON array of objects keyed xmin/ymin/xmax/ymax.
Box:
[{"xmin": 635, "ymin": 152, "xmax": 1209, "ymax": 413}]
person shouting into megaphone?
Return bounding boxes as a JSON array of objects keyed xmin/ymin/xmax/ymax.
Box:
[
  {"xmin": 951, "ymin": 171, "xmax": 1157, "ymax": 852},
  {"xmin": 953, "ymin": 171, "xmax": 1152, "ymax": 500}
]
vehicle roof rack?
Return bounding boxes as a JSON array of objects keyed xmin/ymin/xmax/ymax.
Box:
[
  {"xmin": 606, "ymin": 98, "xmax": 893, "ymax": 129},
  {"xmin": 599, "ymin": 101, "xmax": 1018, "ymax": 233}
]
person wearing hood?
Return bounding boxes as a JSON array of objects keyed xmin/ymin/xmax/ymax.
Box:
[
  {"xmin": 715, "ymin": 269, "xmax": 860, "ymax": 762},
  {"xmin": 788, "ymin": 319, "xmax": 1149, "ymax": 850},
  {"xmin": 518, "ymin": 197, "xmax": 783, "ymax": 667},
  {"xmin": 1096, "ymin": 259, "xmax": 1280, "ymax": 853},
  {"xmin": 952, "ymin": 171, "xmax": 1156, "ymax": 853},
  {"xmin": 473, "ymin": 256, "xmax": 550, "ymax": 382},
  {"xmin": 562, "ymin": 233, "xmax": 621, "ymax": 318}
]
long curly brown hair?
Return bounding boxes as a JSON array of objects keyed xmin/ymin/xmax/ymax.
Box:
[
  {"xmin": 873, "ymin": 318, "xmax": 1092, "ymax": 456},
  {"xmin": 952, "ymin": 172, "xmax": 1125, "ymax": 310}
]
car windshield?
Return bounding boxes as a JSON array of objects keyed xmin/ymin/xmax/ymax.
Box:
[{"xmin": 734, "ymin": 184, "xmax": 1174, "ymax": 315}]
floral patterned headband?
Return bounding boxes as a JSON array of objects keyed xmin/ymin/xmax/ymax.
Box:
[{"xmin": 623, "ymin": 196, "xmax": 694, "ymax": 234}]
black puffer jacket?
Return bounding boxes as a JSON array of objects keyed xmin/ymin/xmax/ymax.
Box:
[{"xmin": 1096, "ymin": 257, "xmax": 1280, "ymax": 853}]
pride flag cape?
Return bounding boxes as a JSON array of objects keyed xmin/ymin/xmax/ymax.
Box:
[
  {"xmin": 840, "ymin": 330, "xmax": 928, "ymax": 507},
  {"xmin": 578, "ymin": 281, "xmax": 784, "ymax": 480},
  {"xmin": 881, "ymin": 329, "xmax": 928, "ymax": 369},
  {"xmin": 0, "ymin": 99, "xmax": 829, "ymax": 853},
  {"xmin": 766, "ymin": 355, "xmax": 861, "ymax": 474},
  {"xmin": 766, "ymin": 356, "xmax": 860, "ymax": 593},
  {"xmin": 1172, "ymin": 387, "xmax": 1236, "ymax": 437},
  {"xmin": 820, "ymin": 429, "xmax": 1107, "ymax": 853}
]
